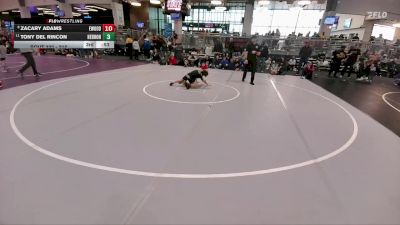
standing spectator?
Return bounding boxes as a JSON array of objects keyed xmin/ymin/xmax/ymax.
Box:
[
  {"xmin": 0, "ymin": 41, "xmax": 8, "ymax": 72},
  {"xmin": 296, "ymin": 41, "xmax": 313, "ymax": 77},
  {"xmin": 213, "ymin": 38, "xmax": 223, "ymax": 53},
  {"xmin": 242, "ymin": 37, "xmax": 259, "ymax": 85},
  {"xmin": 357, "ymin": 50, "xmax": 380, "ymax": 81},
  {"xmin": 375, "ymin": 34, "xmax": 384, "ymax": 43},
  {"xmin": 143, "ymin": 36, "xmax": 152, "ymax": 60},
  {"xmin": 328, "ymin": 45, "xmax": 346, "ymax": 77},
  {"xmin": 132, "ymin": 38, "xmax": 140, "ymax": 60},
  {"xmin": 340, "ymin": 45, "xmax": 361, "ymax": 80},
  {"xmin": 125, "ymin": 35, "xmax": 133, "ymax": 60},
  {"xmin": 227, "ymin": 38, "xmax": 235, "ymax": 57},
  {"xmin": 18, "ymin": 48, "xmax": 40, "ymax": 78}
]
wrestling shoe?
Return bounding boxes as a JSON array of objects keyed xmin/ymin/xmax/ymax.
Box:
[{"xmin": 185, "ymin": 81, "xmax": 190, "ymax": 89}]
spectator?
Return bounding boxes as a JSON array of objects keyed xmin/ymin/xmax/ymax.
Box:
[
  {"xmin": 169, "ymin": 52, "xmax": 177, "ymax": 65},
  {"xmin": 221, "ymin": 57, "xmax": 230, "ymax": 69},
  {"xmin": 288, "ymin": 57, "xmax": 296, "ymax": 71},
  {"xmin": 302, "ymin": 61, "xmax": 315, "ymax": 80},
  {"xmin": 213, "ymin": 38, "xmax": 223, "ymax": 53},
  {"xmin": 0, "ymin": 41, "xmax": 7, "ymax": 72},
  {"xmin": 143, "ymin": 36, "xmax": 152, "ymax": 59},
  {"xmin": 18, "ymin": 48, "xmax": 41, "ymax": 78},
  {"xmin": 297, "ymin": 41, "xmax": 313, "ymax": 76},
  {"xmin": 352, "ymin": 33, "xmax": 360, "ymax": 40},
  {"xmin": 328, "ymin": 45, "xmax": 346, "ymax": 77},
  {"xmin": 125, "ymin": 35, "xmax": 133, "ymax": 60},
  {"xmin": 227, "ymin": 38, "xmax": 235, "ymax": 57},
  {"xmin": 132, "ymin": 38, "xmax": 140, "ymax": 60},
  {"xmin": 340, "ymin": 45, "xmax": 361, "ymax": 80}
]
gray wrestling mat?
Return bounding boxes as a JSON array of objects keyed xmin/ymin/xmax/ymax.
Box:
[{"xmin": 0, "ymin": 64, "xmax": 399, "ymax": 224}]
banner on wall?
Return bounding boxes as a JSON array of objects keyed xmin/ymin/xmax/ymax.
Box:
[
  {"xmin": 112, "ymin": 3, "xmax": 125, "ymax": 27},
  {"xmin": 164, "ymin": 23, "xmax": 173, "ymax": 38}
]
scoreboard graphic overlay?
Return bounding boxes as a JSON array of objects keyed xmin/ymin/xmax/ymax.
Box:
[{"xmin": 14, "ymin": 18, "xmax": 115, "ymax": 49}]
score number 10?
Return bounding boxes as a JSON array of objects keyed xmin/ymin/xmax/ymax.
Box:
[{"xmin": 102, "ymin": 24, "xmax": 115, "ymax": 41}]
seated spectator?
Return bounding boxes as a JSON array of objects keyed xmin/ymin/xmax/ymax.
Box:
[
  {"xmin": 213, "ymin": 54, "xmax": 223, "ymax": 69},
  {"xmin": 184, "ymin": 57, "xmax": 190, "ymax": 67},
  {"xmin": 152, "ymin": 49, "xmax": 160, "ymax": 63},
  {"xmin": 227, "ymin": 58, "xmax": 236, "ymax": 70},
  {"xmin": 234, "ymin": 58, "xmax": 241, "ymax": 71},
  {"xmin": 265, "ymin": 57, "xmax": 272, "ymax": 71},
  {"xmin": 270, "ymin": 61, "xmax": 281, "ymax": 75},
  {"xmin": 169, "ymin": 53, "xmax": 177, "ymax": 65},
  {"xmin": 220, "ymin": 57, "xmax": 230, "ymax": 70},
  {"xmin": 288, "ymin": 57, "xmax": 296, "ymax": 71},
  {"xmin": 302, "ymin": 61, "xmax": 315, "ymax": 80}
]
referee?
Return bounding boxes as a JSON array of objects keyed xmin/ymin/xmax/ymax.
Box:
[{"xmin": 242, "ymin": 37, "xmax": 259, "ymax": 85}]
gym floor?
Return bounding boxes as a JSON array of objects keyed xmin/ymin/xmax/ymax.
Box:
[{"xmin": 0, "ymin": 56, "xmax": 399, "ymax": 224}]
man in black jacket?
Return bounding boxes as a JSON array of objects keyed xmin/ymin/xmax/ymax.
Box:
[
  {"xmin": 242, "ymin": 37, "xmax": 259, "ymax": 85},
  {"xmin": 340, "ymin": 45, "xmax": 361, "ymax": 80},
  {"xmin": 296, "ymin": 41, "xmax": 313, "ymax": 77},
  {"xmin": 328, "ymin": 45, "xmax": 346, "ymax": 77}
]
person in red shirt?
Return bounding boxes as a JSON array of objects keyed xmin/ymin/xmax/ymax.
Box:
[
  {"xmin": 168, "ymin": 53, "xmax": 177, "ymax": 65},
  {"xmin": 302, "ymin": 61, "xmax": 315, "ymax": 80},
  {"xmin": 200, "ymin": 62, "xmax": 208, "ymax": 71}
]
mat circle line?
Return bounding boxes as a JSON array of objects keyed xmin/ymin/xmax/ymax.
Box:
[
  {"xmin": 9, "ymin": 75, "xmax": 358, "ymax": 179},
  {"xmin": 382, "ymin": 92, "xmax": 400, "ymax": 113},
  {"xmin": 3, "ymin": 57, "xmax": 90, "ymax": 80},
  {"xmin": 143, "ymin": 80, "xmax": 241, "ymax": 104}
]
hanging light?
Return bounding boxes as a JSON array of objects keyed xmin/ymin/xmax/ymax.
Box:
[
  {"xmin": 258, "ymin": 0, "xmax": 270, "ymax": 5},
  {"xmin": 215, "ymin": 6, "xmax": 227, "ymax": 11},
  {"xmin": 37, "ymin": 7, "xmax": 51, "ymax": 10},
  {"xmin": 297, "ymin": 0, "xmax": 311, "ymax": 5},
  {"xmin": 86, "ymin": 5, "xmax": 107, "ymax": 11},
  {"xmin": 131, "ymin": 1, "xmax": 141, "ymax": 6},
  {"xmin": 150, "ymin": 0, "xmax": 161, "ymax": 4},
  {"xmin": 211, "ymin": 0, "xmax": 222, "ymax": 5}
]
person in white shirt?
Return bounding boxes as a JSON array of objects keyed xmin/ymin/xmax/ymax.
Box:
[
  {"xmin": 288, "ymin": 57, "xmax": 296, "ymax": 71},
  {"xmin": 18, "ymin": 48, "xmax": 40, "ymax": 78},
  {"xmin": 132, "ymin": 38, "xmax": 140, "ymax": 60}
]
